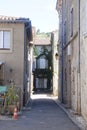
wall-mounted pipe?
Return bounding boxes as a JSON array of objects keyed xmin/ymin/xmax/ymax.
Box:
[
  {"xmin": 78, "ymin": 0, "xmax": 80, "ymax": 73},
  {"xmin": 77, "ymin": 0, "xmax": 81, "ymax": 115}
]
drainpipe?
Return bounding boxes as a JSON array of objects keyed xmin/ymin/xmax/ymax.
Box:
[
  {"xmin": 23, "ymin": 25, "xmax": 27, "ymax": 106},
  {"xmin": 77, "ymin": 0, "xmax": 81, "ymax": 114},
  {"xmin": 78, "ymin": 0, "xmax": 80, "ymax": 73}
]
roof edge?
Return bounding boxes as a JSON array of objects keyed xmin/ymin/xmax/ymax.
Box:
[{"xmin": 0, "ymin": 15, "xmax": 31, "ymax": 24}]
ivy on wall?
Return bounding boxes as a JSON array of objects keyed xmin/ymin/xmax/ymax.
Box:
[
  {"xmin": 33, "ymin": 46, "xmax": 39, "ymax": 57},
  {"xmin": 39, "ymin": 46, "xmax": 53, "ymax": 79}
]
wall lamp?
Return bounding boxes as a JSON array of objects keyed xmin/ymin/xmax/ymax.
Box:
[{"xmin": 55, "ymin": 53, "xmax": 58, "ymax": 60}]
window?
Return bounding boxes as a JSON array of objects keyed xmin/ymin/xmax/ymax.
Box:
[
  {"xmin": 38, "ymin": 58, "xmax": 46, "ymax": 69},
  {"xmin": 0, "ymin": 31, "xmax": 10, "ymax": 49},
  {"xmin": 84, "ymin": 2, "xmax": 87, "ymax": 33},
  {"xmin": 67, "ymin": 44, "xmax": 71, "ymax": 55},
  {"xmin": 64, "ymin": 21, "xmax": 66, "ymax": 44},
  {"xmin": 71, "ymin": 8, "xmax": 73, "ymax": 37},
  {"xmin": 37, "ymin": 58, "xmax": 48, "ymax": 69}
]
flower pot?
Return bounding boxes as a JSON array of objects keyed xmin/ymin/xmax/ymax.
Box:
[{"xmin": 8, "ymin": 105, "xmax": 16, "ymax": 115}]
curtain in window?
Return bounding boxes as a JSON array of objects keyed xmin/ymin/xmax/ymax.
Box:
[
  {"xmin": 0, "ymin": 31, "xmax": 10, "ymax": 49},
  {"xmin": 4, "ymin": 31, "xmax": 10, "ymax": 48}
]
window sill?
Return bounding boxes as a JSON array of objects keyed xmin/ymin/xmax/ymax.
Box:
[
  {"xmin": 83, "ymin": 32, "xmax": 87, "ymax": 38},
  {"xmin": 0, "ymin": 49, "xmax": 12, "ymax": 53},
  {"xmin": 0, "ymin": 48, "xmax": 10, "ymax": 50}
]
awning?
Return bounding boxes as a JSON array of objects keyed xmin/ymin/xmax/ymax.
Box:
[{"xmin": 0, "ymin": 86, "xmax": 7, "ymax": 94}]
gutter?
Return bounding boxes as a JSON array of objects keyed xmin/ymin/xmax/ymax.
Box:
[
  {"xmin": 77, "ymin": 0, "xmax": 81, "ymax": 115},
  {"xmin": 78, "ymin": 0, "xmax": 80, "ymax": 73}
]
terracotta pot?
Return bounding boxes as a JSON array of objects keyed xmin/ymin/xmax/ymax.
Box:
[{"xmin": 8, "ymin": 105, "xmax": 16, "ymax": 115}]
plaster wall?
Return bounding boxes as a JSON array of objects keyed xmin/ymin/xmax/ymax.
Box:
[{"xmin": 0, "ymin": 23, "xmax": 24, "ymax": 105}]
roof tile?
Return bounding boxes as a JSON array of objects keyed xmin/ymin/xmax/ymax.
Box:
[{"xmin": 0, "ymin": 15, "xmax": 30, "ymax": 23}]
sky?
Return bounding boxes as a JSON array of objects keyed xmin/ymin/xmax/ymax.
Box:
[{"xmin": 0, "ymin": 0, "xmax": 59, "ymax": 32}]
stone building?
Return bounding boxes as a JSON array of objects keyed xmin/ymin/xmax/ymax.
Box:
[
  {"xmin": 51, "ymin": 30, "xmax": 59, "ymax": 96},
  {"xmin": 33, "ymin": 33, "xmax": 52, "ymax": 92},
  {"xmin": 0, "ymin": 15, "xmax": 32, "ymax": 107},
  {"xmin": 80, "ymin": 0, "xmax": 87, "ymax": 121},
  {"xmin": 56, "ymin": 0, "xmax": 87, "ymax": 121}
]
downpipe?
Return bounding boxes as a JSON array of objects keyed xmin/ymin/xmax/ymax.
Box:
[{"xmin": 77, "ymin": 0, "xmax": 81, "ymax": 115}]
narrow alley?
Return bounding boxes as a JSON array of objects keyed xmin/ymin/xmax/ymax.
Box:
[
  {"xmin": 0, "ymin": 0, "xmax": 87, "ymax": 129},
  {"xmin": 0, "ymin": 94, "xmax": 80, "ymax": 130}
]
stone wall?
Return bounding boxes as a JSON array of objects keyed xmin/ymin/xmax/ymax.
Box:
[
  {"xmin": 80, "ymin": 0, "xmax": 87, "ymax": 121},
  {"xmin": 51, "ymin": 30, "xmax": 59, "ymax": 96},
  {"xmin": 57, "ymin": 0, "xmax": 87, "ymax": 122}
]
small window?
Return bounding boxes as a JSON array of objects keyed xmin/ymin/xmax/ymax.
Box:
[
  {"xmin": 64, "ymin": 21, "xmax": 66, "ymax": 44},
  {"xmin": 37, "ymin": 58, "xmax": 48, "ymax": 69},
  {"xmin": 71, "ymin": 8, "xmax": 73, "ymax": 37},
  {"xmin": 0, "ymin": 31, "xmax": 10, "ymax": 49}
]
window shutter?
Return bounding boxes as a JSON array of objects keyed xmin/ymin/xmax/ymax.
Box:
[{"xmin": 0, "ymin": 31, "xmax": 3, "ymax": 48}]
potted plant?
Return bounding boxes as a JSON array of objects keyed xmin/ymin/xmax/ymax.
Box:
[{"xmin": 7, "ymin": 84, "xmax": 19, "ymax": 114}]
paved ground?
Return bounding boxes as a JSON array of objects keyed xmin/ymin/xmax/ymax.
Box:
[{"xmin": 0, "ymin": 94, "xmax": 81, "ymax": 130}]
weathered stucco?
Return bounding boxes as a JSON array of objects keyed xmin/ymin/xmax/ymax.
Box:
[
  {"xmin": 80, "ymin": 0, "xmax": 87, "ymax": 121},
  {"xmin": 0, "ymin": 23, "xmax": 25, "ymax": 107},
  {"xmin": 57, "ymin": 0, "xmax": 87, "ymax": 122},
  {"xmin": 51, "ymin": 30, "xmax": 59, "ymax": 96}
]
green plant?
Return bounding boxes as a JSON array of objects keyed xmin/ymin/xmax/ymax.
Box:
[
  {"xmin": 7, "ymin": 85, "xmax": 19, "ymax": 105},
  {"xmin": 33, "ymin": 46, "xmax": 39, "ymax": 57}
]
